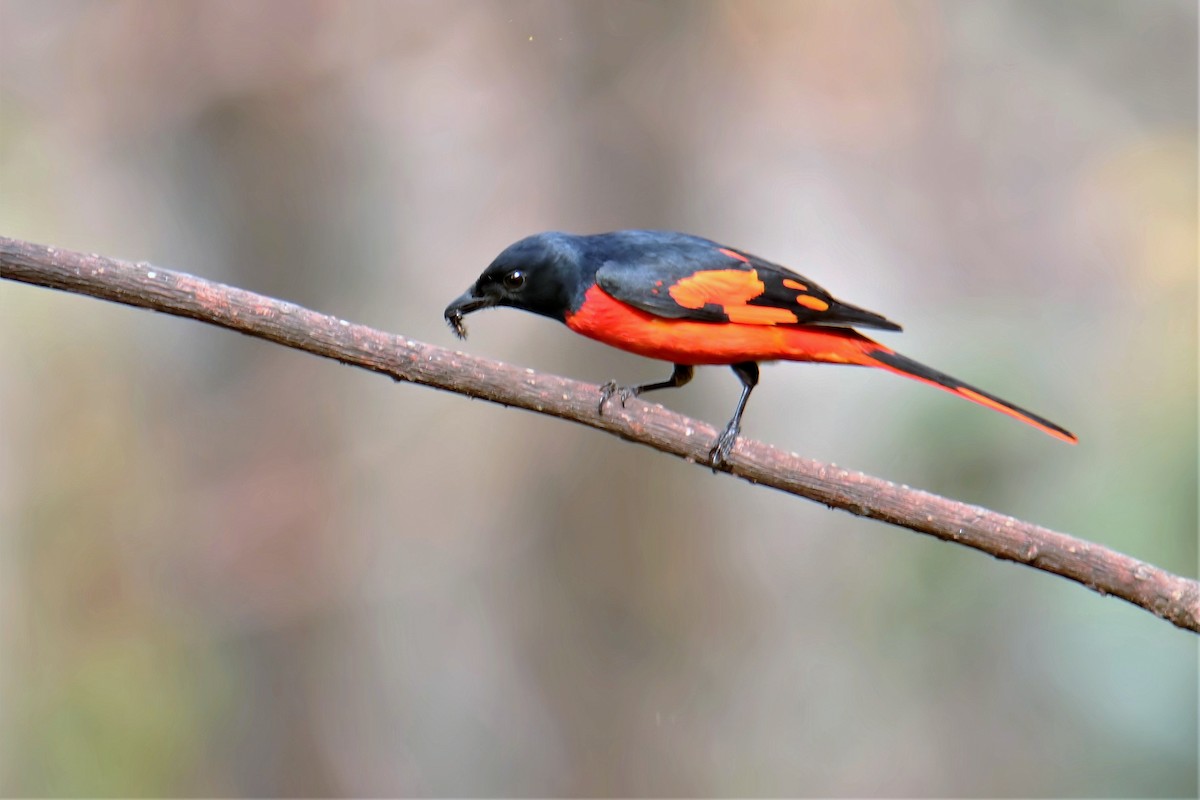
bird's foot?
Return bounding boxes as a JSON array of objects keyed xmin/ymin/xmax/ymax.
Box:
[
  {"xmin": 707, "ymin": 424, "xmax": 740, "ymax": 469},
  {"xmin": 597, "ymin": 380, "xmax": 640, "ymax": 414}
]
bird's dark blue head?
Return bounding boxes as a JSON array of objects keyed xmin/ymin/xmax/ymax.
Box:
[{"xmin": 444, "ymin": 232, "xmax": 587, "ymax": 338}]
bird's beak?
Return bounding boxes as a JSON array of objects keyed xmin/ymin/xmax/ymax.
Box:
[{"xmin": 443, "ymin": 286, "xmax": 496, "ymax": 339}]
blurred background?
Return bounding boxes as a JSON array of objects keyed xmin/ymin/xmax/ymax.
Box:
[{"xmin": 1, "ymin": 0, "xmax": 1196, "ymax": 795}]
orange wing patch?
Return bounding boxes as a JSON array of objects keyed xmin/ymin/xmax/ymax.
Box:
[
  {"xmin": 727, "ymin": 306, "xmax": 803, "ymax": 324},
  {"xmin": 668, "ymin": 269, "xmax": 763, "ymax": 309},
  {"xmin": 782, "ymin": 278, "xmax": 807, "ymax": 291},
  {"xmin": 796, "ymin": 295, "xmax": 830, "ymax": 311},
  {"xmin": 717, "ymin": 247, "xmax": 750, "ymax": 263},
  {"xmin": 668, "ymin": 269, "xmax": 798, "ymax": 325}
]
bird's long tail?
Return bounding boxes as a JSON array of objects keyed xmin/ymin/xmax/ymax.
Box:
[
  {"xmin": 779, "ymin": 327, "xmax": 1077, "ymax": 443},
  {"xmin": 864, "ymin": 346, "xmax": 1077, "ymax": 443}
]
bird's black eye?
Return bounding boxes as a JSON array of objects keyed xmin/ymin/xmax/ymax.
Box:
[{"xmin": 503, "ymin": 270, "xmax": 526, "ymax": 290}]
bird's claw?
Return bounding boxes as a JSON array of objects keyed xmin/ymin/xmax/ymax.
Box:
[
  {"xmin": 707, "ymin": 425, "xmax": 740, "ymax": 469},
  {"xmin": 597, "ymin": 380, "xmax": 639, "ymax": 414}
]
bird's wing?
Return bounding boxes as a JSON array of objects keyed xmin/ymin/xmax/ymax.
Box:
[{"xmin": 594, "ymin": 243, "xmax": 902, "ymax": 331}]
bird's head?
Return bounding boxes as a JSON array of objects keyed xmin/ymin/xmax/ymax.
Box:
[{"xmin": 444, "ymin": 232, "xmax": 581, "ymax": 338}]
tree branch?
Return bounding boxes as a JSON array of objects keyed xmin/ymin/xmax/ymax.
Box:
[{"xmin": 3, "ymin": 235, "xmax": 1196, "ymax": 633}]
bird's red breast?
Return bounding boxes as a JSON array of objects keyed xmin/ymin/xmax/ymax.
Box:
[{"xmin": 565, "ymin": 284, "xmax": 878, "ymax": 367}]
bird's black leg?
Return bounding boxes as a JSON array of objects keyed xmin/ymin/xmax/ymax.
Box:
[
  {"xmin": 708, "ymin": 361, "xmax": 759, "ymax": 467},
  {"xmin": 598, "ymin": 364, "xmax": 694, "ymax": 414}
]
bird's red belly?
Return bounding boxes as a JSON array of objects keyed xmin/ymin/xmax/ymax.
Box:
[{"xmin": 565, "ymin": 285, "xmax": 873, "ymax": 366}]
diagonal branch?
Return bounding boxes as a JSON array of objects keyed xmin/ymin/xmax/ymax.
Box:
[{"xmin": 3, "ymin": 235, "xmax": 1197, "ymax": 633}]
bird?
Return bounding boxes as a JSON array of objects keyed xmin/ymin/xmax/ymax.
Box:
[{"xmin": 444, "ymin": 230, "xmax": 1076, "ymax": 466}]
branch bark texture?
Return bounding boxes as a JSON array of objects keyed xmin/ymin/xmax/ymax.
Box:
[{"xmin": 3, "ymin": 236, "xmax": 1197, "ymax": 633}]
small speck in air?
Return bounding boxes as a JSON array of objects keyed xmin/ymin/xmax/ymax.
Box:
[{"xmin": 528, "ymin": 35, "xmax": 534, "ymax": 41}]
